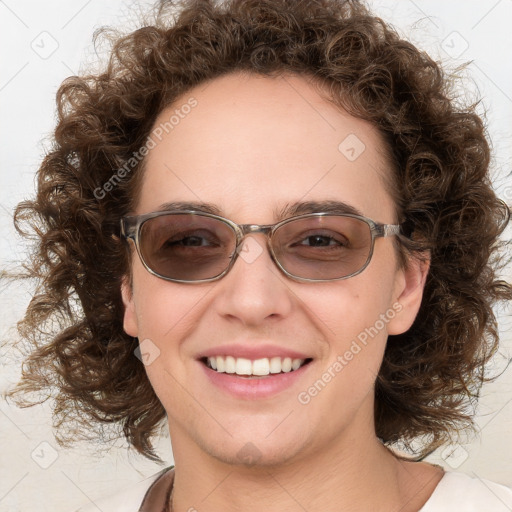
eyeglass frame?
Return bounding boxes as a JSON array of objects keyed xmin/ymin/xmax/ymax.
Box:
[{"xmin": 120, "ymin": 209, "xmax": 402, "ymax": 283}]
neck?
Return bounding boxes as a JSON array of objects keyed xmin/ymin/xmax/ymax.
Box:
[{"xmin": 166, "ymin": 414, "xmax": 440, "ymax": 512}]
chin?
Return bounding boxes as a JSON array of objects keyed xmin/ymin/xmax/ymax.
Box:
[
  {"xmin": 208, "ymin": 440, "xmax": 304, "ymax": 469},
  {"xmin": 196, "ymin": 424, "xmax": 311, "ymax": 469}
]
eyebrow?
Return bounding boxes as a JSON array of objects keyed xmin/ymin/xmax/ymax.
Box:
[
  {"xmin": 158, "ymin": 201, "xmax": 223, "ymax": 215},
  {"xmin": 276, "ymin": 200, "xmax": 363, "ymax": 220},
  {"xmin": 156, "ymin": 199, "xmax": 364, "ymax": 221}
]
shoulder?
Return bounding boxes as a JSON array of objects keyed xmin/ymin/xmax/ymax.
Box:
[
  {"xmin": 73, "ymin": 466, "xmax": 173, "ymax": 512},
  {"xmin": 420, "ymin": 471, "xmax": 512, "ymax": 512}
]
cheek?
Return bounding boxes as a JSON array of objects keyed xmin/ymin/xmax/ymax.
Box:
[
  {"xmin": 303, "ymin": 270, "xmax": 398, "ymax": 386},
  {"xmin": 294, "ymin": 280, "xmax": 395, "ymax": 428},
  {"xmin": 130, "ymin": 261, "xmax": 202, "ymax": 340},
  {"xmin": 130, "ymin": 273, "xmax": 208, "ymax": 408},
  {"xmin": 128, "ymin": 266, "xmax": 214, "ymax": 401},
  {"xmin": 307, "ymin": 274, "xmax": 396, "ymax": 348}
]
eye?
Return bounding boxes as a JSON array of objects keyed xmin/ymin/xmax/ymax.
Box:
[
  {"xmin": 158, "ymin": 229, "xmax": 225, "ymax": 250},
  {"xmin": 298, "ymin": 234, "xmax": 344, "ymax": 247},
  {"xmin": 165, "ymin": 234, "xmax": 215, "ymax": 247},
  {"xmin": 294, "ymin": 231, "xmax": 349, "ymax": 249}
]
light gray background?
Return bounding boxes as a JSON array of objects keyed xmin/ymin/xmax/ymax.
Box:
[{"xmin": 1, "ymin": 1, "xmax": 511, "ymax": 511}]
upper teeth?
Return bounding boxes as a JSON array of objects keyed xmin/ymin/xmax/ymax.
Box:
[{"xmin": 207, "ymin": 356, "xmax": 306, "ymax": 376}]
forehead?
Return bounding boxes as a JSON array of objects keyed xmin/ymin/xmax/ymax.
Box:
[{"xmin": 138, "ymin": 72, "xmax": 396, "ymax": 223}]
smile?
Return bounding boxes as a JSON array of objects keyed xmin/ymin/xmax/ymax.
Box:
[{"xmin": 202, "ymin": 356, "xmax": 312, "ymax": 377}]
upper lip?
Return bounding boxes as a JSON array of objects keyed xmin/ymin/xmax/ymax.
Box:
[{"xmin": 197, "ymin": 343, "xmax": 313, "ymax": 361}]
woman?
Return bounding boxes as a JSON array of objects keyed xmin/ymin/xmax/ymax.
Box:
[{"xmin": 8, "ymin": 0, "xmax": 512, "ymax": 510}]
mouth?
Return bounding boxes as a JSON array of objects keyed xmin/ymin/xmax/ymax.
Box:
[{"xmin": 200, "ymin": 356, "xmax": 313, "ymax": 378}]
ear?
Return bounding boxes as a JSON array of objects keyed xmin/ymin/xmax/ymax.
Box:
[
  {"xmin": 387, "ymin": 253, "xmax": 430, "ymax": 335},
  {"xmin": 121, "ymin": 275, "xmax": 139, "ymax": 337}
]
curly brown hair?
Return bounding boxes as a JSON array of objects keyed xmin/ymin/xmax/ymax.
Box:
[{"xmin": 7, "ymin": 0, "xmax": 511, "ymax": 461}]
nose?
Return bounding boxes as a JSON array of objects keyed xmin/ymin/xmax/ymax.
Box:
[{"xmin": 213, "ymin": 234, "xmax": 294, "ymax": 327}]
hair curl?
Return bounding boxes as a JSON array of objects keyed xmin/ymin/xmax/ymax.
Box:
[{"xmin": 8, "ymin": 0, "xmax": 511, "ymax": 460}]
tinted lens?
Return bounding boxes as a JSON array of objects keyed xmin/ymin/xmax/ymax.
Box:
[
  {"xmin": 139, "ymin": 214, "xmax": 236, "ymax": 280},
  {"xmin": 272, "ymin": 215, "xmax": 372, "ymax": 279}
]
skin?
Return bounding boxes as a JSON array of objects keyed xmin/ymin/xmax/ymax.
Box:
[{"xmin": 121, "ymin": 71, "xmax": 444, "ymax": 512}]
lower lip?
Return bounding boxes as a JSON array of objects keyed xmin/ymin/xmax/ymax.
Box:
[{"xmin": 199, "ymin": 360, "xmax": 312, "ymax": 399}]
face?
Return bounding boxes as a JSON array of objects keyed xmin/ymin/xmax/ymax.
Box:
[{"xmin": 121, "ymin": 72, "xmax": 427, "ymax": 467}]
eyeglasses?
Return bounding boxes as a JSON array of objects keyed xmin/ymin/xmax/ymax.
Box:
[{"xmin": 120, "ymin": 210, "xmax": 401, "ymax": 283}]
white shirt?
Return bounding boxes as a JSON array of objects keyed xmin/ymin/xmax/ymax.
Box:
[
  {"xmin": 75, "ymin": 469, "xmax": 512, "ymax": 511},
  {"xmin": 418, "ymin": 471, "xmax": 512, "ymax": 512}
]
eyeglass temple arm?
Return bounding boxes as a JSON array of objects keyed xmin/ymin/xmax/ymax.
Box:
[
  {"xmin": 380, "ymin": 224, "xmax": 401, "ymax": 237},
  {"xmin": 120, "ymin": 217, "xmax": 137, "ymax": 240}
]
